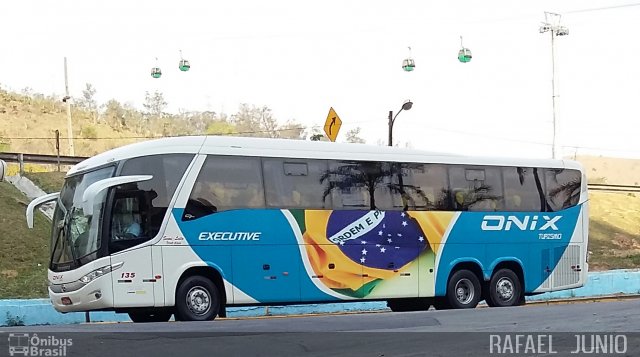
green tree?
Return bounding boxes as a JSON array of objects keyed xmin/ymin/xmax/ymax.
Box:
[
  {"xmin": 345, "ymin": 127, "xmax": 365, "ymax": 144},
  {"xmin": 143, "ymin": 91, "xmax": 168, "ymax": 118},
  {"xmin": 206, "ymin": 119, "xmax": 237, "ymax": 135},
  {"xmin": 231, "ymin": 104, "xmax": 304, "ymax": 139},
  {"xmin": 78, "ymin": 83, "xmax": 98, "ymax": 123},
  {"xmin": 179, "ymin": 110, "xmax": 219, "ymax": 134},
  {"xmin": 102, "ymin": 99, "xmax": 125, "ymax": 130},
  {"xmin": 278, "ymin": 120, "xmax": 305, "ymax": 139},
  {"xmin": 307, "ymin": 125, "xmax": 329, "ymax": 141}
]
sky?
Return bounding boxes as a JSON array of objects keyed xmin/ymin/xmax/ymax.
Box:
[{"xmin": 1, "ymin": 0, "xmax": 640, "ymax": 159}]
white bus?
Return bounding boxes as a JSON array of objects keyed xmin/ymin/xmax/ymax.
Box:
[{"xmin": 27, "ymin": 136, "xmax": 589, "ymax": 322}]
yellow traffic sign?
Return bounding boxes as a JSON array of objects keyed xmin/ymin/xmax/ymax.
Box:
[{"xmin": 324, "ymin": 107, "xmax": 342, "ymax": 142}]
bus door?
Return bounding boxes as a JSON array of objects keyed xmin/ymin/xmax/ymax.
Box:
[
  {"xmin": 108, "ymin": 190, "xmax": 157, "ymax": 307},
  {"xmin": 110, "ymin": 246, "xmax": 155, "ymax": 307}
]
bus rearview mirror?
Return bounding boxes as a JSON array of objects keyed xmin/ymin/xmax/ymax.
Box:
[{"xmin": 82, "ymin": 175, "xmax": 153, "ymax": 216}]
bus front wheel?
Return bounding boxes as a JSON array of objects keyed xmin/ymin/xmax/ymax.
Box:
[
  {"xmin": 487, "ymin": 269, "xmax": 522, "ymax": 307},
  {"xmin": 446, "ymin": 269, "xmax": 481, "ymax": 309},
  {"xmin": 175, "ymin": 275, "xmax": 221, "ymax": 321}
]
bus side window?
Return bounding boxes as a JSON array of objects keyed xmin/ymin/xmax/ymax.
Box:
[
  {"xmin": 263, "ymin": 159, "xmax": 330, "ymax": 209},
  {"xmin": 183, "ymin": 156, "xmax": 265, "ymax": 220},
  {"xmin": 414, "ymin": 164, "xmax": 453, "ymax": 211},
  {"xmin": 324, "ymin": 161, "xmax": 372, "ymax": 210},
  {"xmin": 545, "ymin": 168, "xmax": 581, "ymax": 211},
  {"xmin": 449, "ymin": 166, "xmax": 504, "ymax": 212},
  {"xmin": 503, "ymin": 167, "xmax": 546, "ymax": 212}
]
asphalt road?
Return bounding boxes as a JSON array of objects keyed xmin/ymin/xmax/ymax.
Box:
[{"xmin": 2, "ymin": 300, "xmax": 640, "ymax": 356}]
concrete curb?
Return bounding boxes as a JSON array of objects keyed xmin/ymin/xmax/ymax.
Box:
[{"xmin": 2, "ymin": 269, "xmax": 639, "ymax": 326}]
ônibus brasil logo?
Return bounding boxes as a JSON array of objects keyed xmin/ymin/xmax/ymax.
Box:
[
  {"xmin": 7, "ymin": 333, "xmax": 72, "ymax": 356},
  {"xmin": 481, "ymin": 215, "xmax": 563, "ymax": 240}
]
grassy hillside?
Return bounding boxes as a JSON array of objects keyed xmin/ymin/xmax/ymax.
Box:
[
  {"xmin": 588, "ymin": 191, "xmax": 640, "ymax": 270},
  {"xmin": 0, "ymin": 181, "xmax": 51, "ymax": 298},
  {"xmin": 23, "ymin": 172, "xmax": 66, "ymax": 194},
  {"xmin": 0, "ymin": 88, "xmax": 306, "ymax": 158},
  {"xmin": 0, "ymin": 89, "xmax": 145, "ymax": 156},
  {"xmin": 578, "ymin": 155, "xmax": 640, "ymax": 186}
]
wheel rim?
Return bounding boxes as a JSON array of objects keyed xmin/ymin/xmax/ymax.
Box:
[
  {"xmin": 454, "ymin": 278, "xmax": 475, "ymax": 305},
  {"xmin": 186, "ymin": 286, "xmax": 211, "ymax": 316},
  {"xmin": 496, "ymin": 277, "xmax": 514, "ymax": 302}
]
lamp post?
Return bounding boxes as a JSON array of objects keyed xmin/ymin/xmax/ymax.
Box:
[
  {"xmin": 539, "ymin": 12, "xmax": 569, "ymax": 159},
  {"xmin": 388, "ymin": 100, "xmax": 413, "ymax": 146},
  {"xmin": 63, "ymin": 57, "xmax": 75, "ymax": 156}
]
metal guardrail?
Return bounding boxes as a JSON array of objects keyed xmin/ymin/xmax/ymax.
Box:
[
  {"xmin": 588, "ymin": 183, "xmax": 640, "ymax": 193},
  {"xmin": 0, "ymin": 152, "xmax": 87, "ymax": 165}
]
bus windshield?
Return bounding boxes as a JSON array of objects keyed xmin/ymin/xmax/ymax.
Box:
[{"xmin": 50, "ymin": 166, "xmax": 115, "ymax": 271}]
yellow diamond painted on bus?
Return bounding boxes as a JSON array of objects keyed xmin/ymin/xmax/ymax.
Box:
[{"xmin": 324, "ymin": 107, "xmax": 342, "ymax": 142}]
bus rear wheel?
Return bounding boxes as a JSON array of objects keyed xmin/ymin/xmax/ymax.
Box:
[
  {"xmin": 128, "ymin": 309, "xmax": 173, "ymax": 323},
  {"xmin": 175, "ymin": 275, "xmax": 221, "ymax": 321},
  {"xmin": 487, "ymin": 269, "xmax": 522, "ymax": 307},
  {"xmin": 446, "ymin": 269, "xmax": 481, "ymax": 309}
]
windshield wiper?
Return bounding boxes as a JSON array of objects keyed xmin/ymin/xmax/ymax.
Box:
[
  {"xmin": 49, "ymin": 220, "xmax": 64, "ymax": 268},
  {"xmin": 64, "ymin": 207, "xmax": 80, "ymax": 266}
]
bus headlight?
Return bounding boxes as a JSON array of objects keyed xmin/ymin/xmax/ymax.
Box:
[{"xmin": 79, "ymin": 262, "xmax": 123, "ymax": 284}]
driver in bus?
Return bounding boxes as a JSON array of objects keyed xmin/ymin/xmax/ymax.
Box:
[{"xmin": 124, "ymin": 213, "xmax": 142, "ymax": 238}]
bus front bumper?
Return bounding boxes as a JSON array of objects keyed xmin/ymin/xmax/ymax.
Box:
[{"xmin": 48, "ymin": 276, "xmax": 114, "ymax": 313}]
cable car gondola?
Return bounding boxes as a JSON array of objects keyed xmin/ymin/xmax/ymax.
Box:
[
  {"xmin": 402, "ymin": 46, "xmax": 416, "ymax": 72},
  {"xmin": 179, "ymin": 59, "xmax": 190, "ymax": 71},
  {"xmin": 458, "ymin": 36, "xmax": 472, "ymax": 63},
  {"xmin": 151, "ymin": 57, "xmax": 162, "ymax": 78},
  {"xmin": 151, "ymin": 67, "xmax": 162, "ymax": 78},
  {"xmin": 178, "ymin": 50, "xmax": 190, "ymax": 71}
]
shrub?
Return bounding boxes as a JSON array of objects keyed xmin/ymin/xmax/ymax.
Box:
[{"xmin": 80, "ymin": 125, "xmax": 98, "ymax": 140}]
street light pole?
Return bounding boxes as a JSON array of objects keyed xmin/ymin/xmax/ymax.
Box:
[
  {"xmin": 551, "ymin": 28, "xmax": 557, "ymax": 160},
  {"xmin": 388, "ymin": 100, "xmax": 413, "ymax": 147},
  {"xmin": 540, "ymin": 12, "xmax": 569, "ymax": 159},
  {"xmin": 63, "ymin": 57, "xmax": 75, "ymax": 156},
  {"xmin": 388, "ymin": 110, "xmax": 394, "ymax": 147}
]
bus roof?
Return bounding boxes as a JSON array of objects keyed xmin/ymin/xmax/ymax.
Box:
[{"xmin": 67, "ymin": 135, "xmax": 583, "ymax": 176}]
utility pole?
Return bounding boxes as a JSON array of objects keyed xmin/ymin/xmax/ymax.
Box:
[
  {"xmin": 63, "ymin": 57, "xmax": 75, "ymax": 156},
  {"xmin": 540, "ymin": 12, "xmax": 569, "ymax": 159},
  {"xmin": 55, "ymin": 130, "xmax": 60, "ymax": 172}
]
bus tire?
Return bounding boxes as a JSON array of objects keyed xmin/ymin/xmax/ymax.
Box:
[
  {"xmin": 487, "ymin": 269, "xmax": 522, "ymax": 307},
  {"xmin": 175, "ymin": 275, "xmax": 220, "ymax": 321},
  {"xmin": 446, "ymin": 269, "xmax": 481, "ymax": 309}
]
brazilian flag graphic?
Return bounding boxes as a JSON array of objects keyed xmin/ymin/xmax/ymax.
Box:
[{"xmin": 299, "ymin": 209, "xmax": 453, "ymax": 298}]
